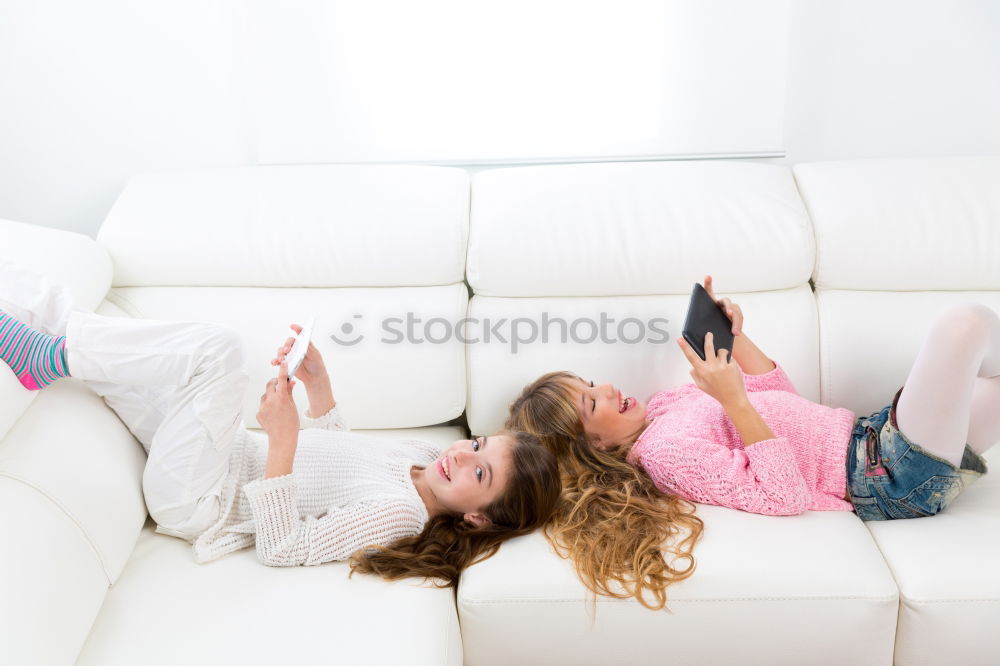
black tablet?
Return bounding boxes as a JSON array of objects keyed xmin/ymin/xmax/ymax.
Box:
[{"xmin": 681, "ymin": 283, "xmax": 735, "ymax": 361}]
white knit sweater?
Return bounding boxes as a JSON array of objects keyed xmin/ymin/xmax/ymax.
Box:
[{"xmin": 190, "ymin": 406, "xmax": 441, "ymax": 566}]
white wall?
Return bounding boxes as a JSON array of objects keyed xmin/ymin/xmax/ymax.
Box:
[
  {"xmin": 782, "ymin": 0, "xmax": 1000, "ymax": 164},
  {"xmin": 0, "ymin": 1, "xmax": 253, "ymax": 237},
  {"xmin": 247, "ymin": 0, "xmax": 789, "ymax": 165},
  {"xmin": 0, "ymin": 0, "xmax": 998, "ymax": 238}
]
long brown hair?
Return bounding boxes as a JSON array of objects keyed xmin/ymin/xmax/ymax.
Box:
[
  {"xmin": 349, "ymin": 430, "xmax": 560, "ymax": 587},
  {"xmin": 506, "ymin": 371, "xmax": 703, "ymax": 610}
]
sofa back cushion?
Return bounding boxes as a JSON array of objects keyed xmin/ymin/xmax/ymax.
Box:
[
  {"xmin": 794, "ymin": 157, "xmax": 1000, "ymax": 414},
  {"xmin": 97, "ymin": 166, "xmax": 471, "ymax": 429},
  {"xmin": 99, "ymin": 165, "xmax": 470, "ymax": 287},
  {"xmin": 465, "ymin": 161, "xmax": 819, "ymax": 435},
  {"xmin": 795, "ymin": 156, "xmax": 1000, "ymax": 292},
  {"xmin": 467, "ymin": 161, "xmax": 814, "ymax": 296}
]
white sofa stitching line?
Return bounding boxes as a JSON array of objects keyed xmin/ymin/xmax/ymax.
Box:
[
  {"xmin": 792, "ymin": 169, "xmax": 830, "ymax": 405},
  {"xmin": 901, "ymin": 597, "xmax": 1000, "ymax": 605},
  {"xmin": 815, "ymin": 291, "xmax": 828, "ymax": 406},
  {"xmin": 791, "ymin": 167, "xmax": 822, "ymax": 292},
  {"xmin": 102, "ymin": 288, "xmax": 144, "ymax": 318},
  {"xmin": 446, "ymin": 587, "xmax": 462, "ymax": 665},
  {"xmin": 0, "ymin": 471, "xmax": 112, "ymax": 584},
  {"xmin": 458, "ymin": 594, "xmax": 900, "ymax": 605}
]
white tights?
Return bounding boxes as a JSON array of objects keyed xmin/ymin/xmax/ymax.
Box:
[{"xmin": 895, "ymin": 304, "xmax": 1000, "ymax": 468}]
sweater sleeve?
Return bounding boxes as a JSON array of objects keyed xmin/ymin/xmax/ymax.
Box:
[
  {"xmin": 742, "ymin": 360, "xmax": 798, "ymax": 395},
  {"xmin": 301, "ymin": 405, "xmax": 350, "ymax": 431},
  {"xmin": 242, "ymin": 474, "xmax": 426, "ymax": 566},
  {"xmin": 636, "ymin": 435, "xmax": 811, "ymax": 516}
]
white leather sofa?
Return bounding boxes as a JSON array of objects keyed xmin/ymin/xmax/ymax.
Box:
[{"xmin": 1, "ymin": 157, "xmax": 997, "ymax": 665}]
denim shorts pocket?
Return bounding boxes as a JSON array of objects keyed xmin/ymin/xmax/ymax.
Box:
[
  {"xmin": 850, "ymin": 495, "xmax": 888, "ymax": 521},
  {"xmin": 897, "ymin": 475, "xmax": 963, "ymax": 517}
]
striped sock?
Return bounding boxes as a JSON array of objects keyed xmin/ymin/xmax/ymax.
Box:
[{"xmin": 0, "ymin": 310, "xmax": 70, "ymax": 390}]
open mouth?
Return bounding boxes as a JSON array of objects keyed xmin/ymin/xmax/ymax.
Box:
[
  {"xmin": 438, "ymin": 457, "xmax": 451, "ymax": 481},
  {"xmin": 619, "ymin": 390, "xmax": 634, "ymax": 414}
]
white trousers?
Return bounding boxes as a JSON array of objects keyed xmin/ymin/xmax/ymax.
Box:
[
  {"xmin": 65, "ymin": 311, "xmax": 249, "ymax": 541},
  {"xmin": 0, "ymin": 260, "xmax": 80, "ymax": 337}
]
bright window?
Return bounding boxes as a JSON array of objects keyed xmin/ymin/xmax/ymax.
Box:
[{"xmin": 247, "ymin": 0, "xmax": 790, "ymax": 164}]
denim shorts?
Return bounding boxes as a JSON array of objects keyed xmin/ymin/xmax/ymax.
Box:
[{"xmin": 846, "ymin": 387, "xmax": 988, "ymax": 521}]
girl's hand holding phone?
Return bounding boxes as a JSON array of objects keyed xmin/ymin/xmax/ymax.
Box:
[
  {"xmin": 272, "ymin": 323, "xmax": 328, "ymax": 385},
  {"xmin": 257, "ymin": 362, "xmax": 300, "ymax": 446},
  {"xmin": 272, "ymin": 324, "xmax": 337, "ymax": 417}
]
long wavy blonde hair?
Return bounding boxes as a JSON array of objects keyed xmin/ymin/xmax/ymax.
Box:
[{"xmin": 506, "ymin": 371, "xmax": 703, "ymax": 610}]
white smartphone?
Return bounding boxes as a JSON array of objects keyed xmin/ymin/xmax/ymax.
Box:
[{"xmin": 284, "ymin": 316, "xmax": 316, "ymax": 379}]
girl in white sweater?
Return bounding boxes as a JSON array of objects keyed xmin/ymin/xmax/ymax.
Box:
[{"xmin": 0, "ymin": 265, "xmax": 559, "ymax": 585}]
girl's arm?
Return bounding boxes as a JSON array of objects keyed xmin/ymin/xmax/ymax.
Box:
[
  {"xmin": 257, "ymin": 363, "xmax": 301, "ymax": 478},
  {"xmin": 732, "ymin": 332, "xmax": 777, "ymax": 375},
  {"xmin": 263, "ymin": 434, "xmax": 297, "ymax": 478},
  {"xmin": 637, "ymin": 432, "xmax": 811, "ymax": 516},
  {"xmin": 722, "ymin": 396, "xmax": 777, "ymax": 448},
  {"xmin": 678, "ymin": 333, "xmax": 775, "ymax": 447},
  {"xmin": 303, "ymin": 376, "xmax": 335, "ymax": 419}
]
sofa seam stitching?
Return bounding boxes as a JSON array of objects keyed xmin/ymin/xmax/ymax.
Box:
[
  {"xmin": 0, "ymin": 471, "xmax": 112, "ymax": 583},
  {"xmin": 459, "ymin": 594, "xmax": 900, "ymax": 605},
  {"xmin": 900, "ymin": 597, "xmax": 1000, "ymax": 605}
]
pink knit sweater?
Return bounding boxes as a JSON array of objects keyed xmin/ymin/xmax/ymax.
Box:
[{"xmin": 626, "ymin": 361, "xmax": 856, "ymax": 515}]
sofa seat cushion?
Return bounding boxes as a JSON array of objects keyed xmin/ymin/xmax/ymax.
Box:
[
  {"xmin": 0, "ymin": 379, "xmax": 147, "ymax": 582},
  {"xmin": 76, "ymin": 518, "xmax": 462, "ymax": 666},
  {"xmin": 866, "ymin": 445, "xmax": 1000, "ymax": 665},
  {"xmin": 0, "ymin": 376, "xmax": 146, "ymax": 665},
  {"xmin": 0, "ymin": 480, "xmax": 114, "ymax": 666},
  {"xmin": 458, "ymin": 506, "xmax": 898, "ymax": 665},
  {"xmin": 76, "ymin": 425, "xmax": 465, "ymax": 666}
]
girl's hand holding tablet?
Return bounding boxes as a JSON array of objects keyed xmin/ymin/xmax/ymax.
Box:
[
  {"xmin": 703, "ymin": 274, "xmax": 743, "ymax": 336},
  {"xmin": 677, "ymin": 331, "xmax": 747, "ymax": 408}
]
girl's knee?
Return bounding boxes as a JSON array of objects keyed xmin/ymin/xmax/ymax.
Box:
[
  {"xmin": 934, "ymin": 304, "xmax": 1000, "ymax": 345},
  {"xmin": 200, "ymin": 325, "xmax": 247, "ymax": 372}
]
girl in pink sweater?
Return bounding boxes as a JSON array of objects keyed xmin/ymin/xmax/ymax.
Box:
[{"xmin": 507, "ymin": 275, "xmax": 996, "ymax": 606}]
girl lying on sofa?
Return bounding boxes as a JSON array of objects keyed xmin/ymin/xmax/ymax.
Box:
[
  {"xmin": 507, "ymin": 275, "xmax": 996, "ymax": 608},
  {"xmin": 0, "ymin": 266, "xmax": 559, "ymax": 585}
]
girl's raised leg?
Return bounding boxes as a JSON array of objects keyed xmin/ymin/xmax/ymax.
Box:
[
  {"xmin": 0, "ymin": 310, "xmax": 68, "ymax": 389},
  {"xmin": 967, "ymin": 375, "xmax": 1000, "ymax": 456},
  {"xmin": 65, "ymin": 311, "xmax": 249, "ymax": 540},
  {"xmin": 0, "ymin": 260, "xmax": 80, "ymax": 337},
  {"xmin": 894, "ymin": 304, "xmax": 1000, "ymax": 467}
]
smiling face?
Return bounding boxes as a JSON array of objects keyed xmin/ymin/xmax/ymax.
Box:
[
  {"xmin": 565, "ymin": 376, "xmax": 649, "ymax": 451},
  {"xmin": 420, "ymin": 434, "xmax": 514, "ymax": 526}
]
